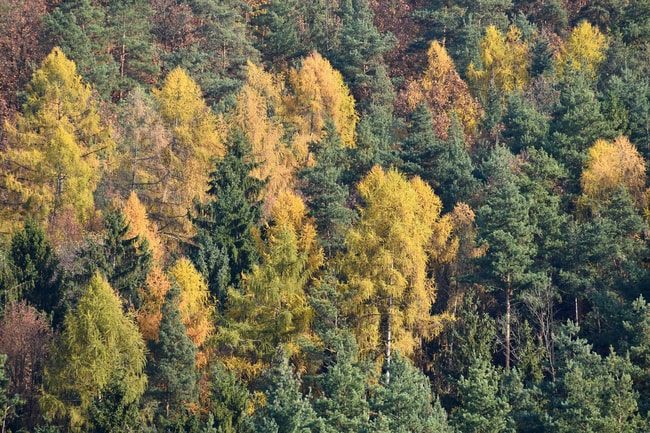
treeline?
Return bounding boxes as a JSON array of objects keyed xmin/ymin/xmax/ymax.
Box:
[{"xmin": 1, "ymin": 0, "xmax": 650, "ymax": 432}]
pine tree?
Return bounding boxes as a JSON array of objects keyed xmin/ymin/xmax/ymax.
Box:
[
  {"xmin": 476, "ymin": 146, "xmax": 536, "ymax": 371},
  {"xmin": 152, "ymin": 285, "xmax": 199, "ymax": 420},
  {"xmin": 189, "ymin": 130, "xmax": 263, "ymax": 309},
  {"xmin": 502, "ymin": 92, "xmax": 549, "ymax": 153},
  {"xmin": 451, "ymin": 358, "xmax": 512, "ymax": 433},
  {"xmin": 299, "ymin": 122, "xmax": 356, "ymax": 256},
  {"xmin": 205, "ymin": 362, "xmax": 249, "ymax": 433},
  {"xmin": 370, "ymin": 353, "xmax": 453, "ymax": 433},
  {"xmin": 254, "ymin": 0, "xmax": 305, "ymax": 67},
  {"xmin": 41, "ymin": 274, "xmax": 147, "ymax": 431},
  {"xmin": 9, "ymin": 220, "xmax": 62, "ymax": 315}
]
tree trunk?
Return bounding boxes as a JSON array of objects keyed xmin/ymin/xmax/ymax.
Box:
[
  {"xmin": 505, "ymin": 284, "xmax": 512, "ymax": 371},
  {"xmin": 385, "ymin": 296, "xmax": 392, "ymax": 384},
  {"xmin": 574, "ymin": 297, "xmax": 579, "ymax": 325}
]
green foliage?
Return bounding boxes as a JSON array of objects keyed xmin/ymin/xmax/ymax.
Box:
[
  {"xmin": 151, "ymin": 285, "xmax": 199, "ymax": 420},
  {"xmin": 41, "ymin": 274, "xmax": 147, "ymax": 432},
  {"xmin": 189, "ymin": 130, "xmax": 263, "ymax": 308},
  {"xmin": 206, "ymin": 362, "xmax": 249, "ymax": 433}
]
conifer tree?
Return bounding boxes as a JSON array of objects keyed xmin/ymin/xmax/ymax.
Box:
[
  {"xmin": 152, "ymin": 285, "xmax": 199, "ymax": 420},
  {"xmin": 254, "ymin": 0, "xmax": 305, "ymax": 67},
  {"xmin": 451, "ymin": 358, "xmax": 512, "ymax": 433},
  {"xmin": 299, "ymin": 122, "xmax": 356, "ymax": 256},
  {"xmin": 189, "ymin": 130, "xmax": 263, "ymax": 308},
  {"xmin": 41, "ymin": 274, "xmax": 147, "ymax": 431},
  {"xmin": 9, "ymin": 220, "xmax": 62, "ymax": 315},
  {"xmin": 205, "ymin": 362, "xmax": 249, "ymax": 433},
  {"xmin": 476, "ymin": 146, "xmax": 536, "ymax": 371}
]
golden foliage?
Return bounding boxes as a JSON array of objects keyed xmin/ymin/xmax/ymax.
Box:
[
  {"xmin": 152, "ymin": 67, "xmax": 225, "ymax": 239},
  {"xmin": 556, "ymin": 21, "xmax": 607, "ymax": 78},
  {"xmin": 468, "ymin": 26, "xmax": 530, "ymax": 100},
  {"xmin": 1, "ymin": 47, "xmax": 113, "ymax": 228},
  {"xmin": 233, "ymin": 62, "xmax": 296, "ymax": 212},
  {"xmin": 168, "ymin": 258, "xmax": 215, "ymax": 352},
  {"xmin": 287, "ymin": 52, "xmax": 358, "ymax": 150},
  {"xmin": 580, "ymin": 136, "xmax": 647, "ymax": 209},
  {"xmin": 403, "ymin": 41, "xmax": 482, "ymax": 140},
  {"xmin": 340, "ymin": 166, "xmax": 455, "ymax": 358}
]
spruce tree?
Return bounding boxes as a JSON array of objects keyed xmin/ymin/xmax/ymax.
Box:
[
  {"xmin": 189, "ymin": 130, "xmax": 263, "ymax": 308},
  {"xmin": 206, "ymin": 362, "xmax": 249, "ymax": 433},
  {"xmin": 254, "ymin": 0, "xmax": 305, "ymax": 67},
  {"xmin": 299, "ymin": 122, "xmax": 356, "ymax": 257},
  {"xmin": 9, "ymin": 220, "xmax": 62, "ymax": 315},
  {"xmin": 80, "ymin": 210, "xmax": 152, "ymax": 309},
  {"xmin": 502, "ymin": 92, "xmax": 549, "ymax": 153},
  {"xmin": 152, "ymin": 285, "xmax": 199, "ymax": 420}
]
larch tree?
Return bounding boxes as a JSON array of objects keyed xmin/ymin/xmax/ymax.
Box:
[
  {"xmin": 579, "ymin": 136, "xmax": 647, "ymax": 211},
  {"xmin": 226, "ymin": 190, "xmax": 323, "ymax": 362},
  {"xmin": 402, "ymin": 41, "xmax": 482, "ymax": 140},
  {"xmin": 287, "ymin": 51, "xmax": 358, "ymax": 150},
  {"xmin": 339, "ymin": 166, "xmax": 455, "ymax": 367},
  {"xmin": 152, "ymin": 67, "xmax": 224, "ymax": 240},
  {"xmin": 40, "ymin": 274, "xmax": 147, "ymax": 432},
  {"xmin": 233, "ymin": 62, "xmax": 295, "ymax": 210},
  {"xmin": 468, "ymin": 25, "xmax": 530, "ymax": 103},
  {"xmin": 168, "ymin": 258, "xmax": 215, "ymax": 365},
  {"xmin": 555, "ymin": 20, "xmax": 608, "ymax": 79},
  {"xmin": 1, "ymin": 47, "xmax": 113, "ymax": 228}
]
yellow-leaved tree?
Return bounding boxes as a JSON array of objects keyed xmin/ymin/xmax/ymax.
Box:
[
  {"xmin": 121, "ymin": 192, "xmax": 173, "ymax": 342},
  {"xmin": 1, "ymin": 47, "xmax": 114, "ymax": 229},
  {"xmin": 152, "ymin": 67, "xmax": 225, "ymax": 240},
  {"xmin": 222, "ymin": 190, "xmax": 323, "ymax": 376},
  {"xmin": 233, "ymin": 62, "xmax": 296, "ymax": 211},
  {"xmin": 556, "ymin": 21, "xmax": 608, "ymax": 79},
  {"xmin": 468, "ymin": 26, "xmax": 530, "ymax": 101},
  {"xmin": 339, "ymin": 167, "xmax": 456, "ymax": 366},
  {"xmin": 168, "ymin": 258, "xmax": 215, "ymax": 365},
  {"xmin": 402, "ymin": 41, "xmax": 482, "ymax": 140},
  {"xmin": 287, "ymin": 52, "xmax": 358, "ymax": 153},
  {"xmin": 580, "ymin": 136, "xmax": 647, "ymax": 210}
]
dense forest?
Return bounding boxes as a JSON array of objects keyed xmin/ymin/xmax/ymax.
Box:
[{"xmin": 1, "ymin": 0, "xmax": 650, "ymax": 432}]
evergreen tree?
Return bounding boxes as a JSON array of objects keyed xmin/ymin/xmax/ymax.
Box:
[
  {"xmin": 80, "ymin": 210, "xmax": 152, "ymax": 309},
  {"xmin": 189, "ymin": 130, "xmax": 263, "ymax": 308},
  {"xmin": 370, "ymin": 353, "xmax": 453, "ymax": 433},
  {"xmin": 502, "ymin": 92, "xmax": 549, "ymax": 153},
  {"xmin": 451, "ymin": 358, "xmax": 512, "ymax": 433},
  {"xmin": 249, "ymin": 354, "xmax": 320, "ymax": 433},
  {"xmin": 0, "ymin": 355, "xmax": 22, "ymax": 433},
  {"xmin": 205, "ymin": 362, "xmax": 249, "ymax": 433},
  {"xmin": 254, "ymin": 0, "xmax": 305, "ymax": 67},
  {"xmin": 476, "ymin": 146, "xmax": 536, "ymax": 370},
  {"xmin": 9, "ymin": 220, "xmax": 62, "ymax": 315},
  {"xmin": 152, "ymin": 285, "xmax": 199, "ymax": 420},
  {"xmin": 299, "ymin": 122, "xmax": 356, "ymax": 256}
]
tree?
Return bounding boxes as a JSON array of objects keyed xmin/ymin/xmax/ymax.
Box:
[
  {"xmin": 8, "ymin": 220, "xmax": 62, "ymax": 315},
  {"xmin": 0, "ymin": 354, "xmax": 22, "ymax": 433},
  {"xmin": 205, "ymin": 362, "xmax": 249, "ymax": 433},
  {"xmin": 249, "ymin": 354, "xmax": 319, "ymax": 433},
  {"xmin": 468, "ymin": 25, "xmax": 530, "ymax": 103},
  {"xmin": 287, "ymin": 52, "xmax": 358, "ymax": 149},
  {"xmin": 299, "ymin": 122, "xmax": 356, "ymax": 256},
  {"xmin": 152, "ymin": 67, "xmax": 224, "ymax": 240},
  {"xmin": 80, "ymin": 209, "xmax": 152, "ymax": 309},
  {"xmin": 579, "ymin": 136, "xmax": 647, "ymax": 211},
  {"xmin": 370, "ymin": 353, "xmax": 453, "ymax": 433},
  {"xmin": 555, "ymin": 21, "xmax": 608, "ymax": 79},
  {"xmin": 226, "ymin": 191, "xmax": 323, "ymax": 362},
  {"xmin": 189, "ymin": 130, "xmax": 263, "ymax": 308},
  {"xmin": 151, "ymin": 284, "xmax": 199, "ymax": 420},
  {"xmin": 401, "ymin": 41, "xmax": 482, "ymax": 140},
  {"xmin": 330, "ymin": 0, "xmax": 393, "ymax": 98},
  {"xmin": 41, "ymin": 274, "xmax": 147, "ymax": 432},
  {"xmin": 451, "ymin": 358, "xmax": 512, "ymax": 433},
  {"xmin": 547, "ymin": 323, "xmax": 643, "ymax": 433},
  {"xmin": 159, "ymin": 0, "xmax": 259, "ymax": 105},
  {"xmin": 168, "ymin": 258, "xmax": 215, "ymax": 359},
  {"xmin": 476, "ymin": 146, "xmax": 536, "ymax": 371},
  {"xmin": 502, "ymin": 92, "xmax": 549, "ymax": 153},
  {"xmin": 400, "ymin": 104, "xmax": 476, "ymax": 210},
  {"xmin": 253, "ymin": 0, "xmax": 306, "ymax": 67},
  {"xmin": 340, "ymin": 167, "xmax": 455, "ymax": 362},
  {"xmin": 1, "ymin": 47, "xmax": 113, "ymax": 227},
  {"xmin": 0, "ymin": 302, "xmax": 52, "ymax": 431},
  {"xmin": 232, "ymin": 62, "xmax": 295, "ymax": 209}
]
